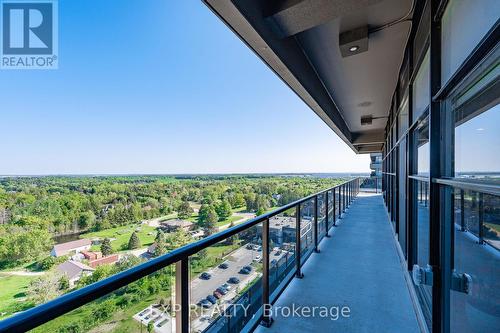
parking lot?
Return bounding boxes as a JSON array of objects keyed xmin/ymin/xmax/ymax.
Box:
[{"xmin": 190, "ymin": 246, "xmax": 261, "ymax": 304}]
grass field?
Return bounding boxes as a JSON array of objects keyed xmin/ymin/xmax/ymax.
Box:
[
  {"xmin": 0, "ymin": 274, "xmax": 35, "ymax": 319},
  {"xmin": 82, "ymin": 224, "xmax": 157, "ymax": 252},
  {"xmin": 186, "ymin": 214, "xmax": 243, "ymax": 227}
]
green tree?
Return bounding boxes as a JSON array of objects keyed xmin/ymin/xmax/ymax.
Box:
[
  {"xmin": 198, "ymin": 204, "xmax": 218, "ymax": 235},
  {"xmin": 128, "ymin": 231, "xmax": 140, "ymax": 250},
  {"xmin": 154, "ymin": 230, "xmax": 167, "ymax": 257},
  {"xmin": 216, "ymin": 199, "xmax": 232, "ymax": 221},
  {"xmin": 59, "ymin": 274, "xmax": 70, "ymax": 290},
  {"xmin": 147, "ymin": 321, "xmax": 154, "ymax": 333},
  {"xmin": 78, "ymin": 211, "xmax": 95, "ymax": 230},
  {"xmin": 177, "ymin": 201, "xmax": 194, "ymax": 219},
  {"xmin": 244, "ymin": 192, "xmax": 256, "ymax": 211},
  {"xmin": 28, "ymin": 273, "xmax": 60, "ymax": 305},
  {"xmin": 100, "ymin": 238, "xmax": 113, "ymax": 256},
  {"xmin": 0, "ymin": 226, "xmax": 53, "ymax": 263},
  {"xmin": 232, "ymin": 192, "xmax": 246, "ymax": 208}
]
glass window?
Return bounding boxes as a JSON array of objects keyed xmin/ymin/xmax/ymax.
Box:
[
  {"xmin": 413, "ymin": 49, "xmax": 430, "ymax": 122},
  {"xmin": 398, "ymin": 94, "xmax": 409, "ymax": 136},
  {"xmin": 455, "ymin": 104, "xmax": 500, "ymax": 177},
  {"xmin": 441, "ymin": 0, "xmax": 500, "ymax": 84},
  {"xmin": 416, "ymin": 117, "xmax": 429, "ymax": 176}
]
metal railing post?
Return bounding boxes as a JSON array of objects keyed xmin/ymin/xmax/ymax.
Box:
[
  {"xmin": 460, "ymin": 189, "xmax": 465, "ymax": 232},
  {"xmin": 314, "ymin": 195, "xmax": 320, "ymax": 253},
  {"xmin": 295, "ymin": 204, "xmax": 303, "ymax": 278},
  {"xmin": 340, "ymin": 185, "xmax": 343, "ymax": 214},
  {"xmin": 424, "ymin": 182, "xmax": 428, "ymax": 207},
  {"xmin": 343, "ymin": 184, "xmax": 346, "ymax": 212},
  {"xmin": 478, "ymin": 193, "xmax": 484, "ymax": 244},
  {"xmin": 333, "ymin": 187, "xmax": 337, "ymax": 226},
  {"xmin": 175, "ymin": 259, "xmax": 190, "ymax": 333},
  {"xmin": 325, "ymin": 191, "xmax": 331, "ymax": 237},
  {"xmin": 260, "ymin": 218, "xmax": 273, "ymax": 327}
]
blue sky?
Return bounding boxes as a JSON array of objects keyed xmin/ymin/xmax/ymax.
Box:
[
  {"xmin": 1, "ymin": 1, "xmax": 497, "ymax": 176},
  {"xmin": 0, "ymin": 0, "xmax": 369, "ymax": 175}
]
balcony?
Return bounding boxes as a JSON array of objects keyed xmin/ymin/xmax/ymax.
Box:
[
  {"xmin": 0, "ymin": 180, "xmax": 365, "ymax": 333},
  {"xmin": 254, "ymin": 192, "xmax": 421, "ymax": 333}
]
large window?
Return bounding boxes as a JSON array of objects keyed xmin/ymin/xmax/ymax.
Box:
[
  {"xmin": 441, "ymin": 0, "xmax": 500, "ymax": 84},
  {"xmin": 448, "ymin": 45, "xmax": 500, "ymax": 333},
  {"xmin": 455, "ymin": 104, "xmax": 500, "ymax": 177},
  {"xmin": 413, "ymin": 49, "xmax": 430, "ymax": 122}
]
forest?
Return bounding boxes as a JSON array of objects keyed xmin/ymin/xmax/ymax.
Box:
[{"xmin": 0, "ymin": 175, "xmax": 343, "ymax": 267}]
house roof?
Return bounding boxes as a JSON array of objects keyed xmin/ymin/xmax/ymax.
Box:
[
  {"xmin": 57, "ymin": 260, "xmax": 94, "ymax": 280},
  {"xmin": 53, "ymin": 239, "xmax": 91, "ymax": 255}
]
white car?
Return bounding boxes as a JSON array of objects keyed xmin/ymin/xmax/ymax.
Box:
[{"xmin": 253, "ymin": 255, "xmax": 262, "ymax": 262}]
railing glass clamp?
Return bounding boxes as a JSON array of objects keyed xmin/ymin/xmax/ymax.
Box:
[
  {"xmin": 451, "ymin": 271, "xmax": 472, "ymax": 294},
  {"xmin": 412, "ymin": 264, "xmax": 433, "ymax": 286}
]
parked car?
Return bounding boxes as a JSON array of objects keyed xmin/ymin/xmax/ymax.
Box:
[
  {"xmin": 216, "ymin": 287, "xmax": 228, "ymax": 295},
  {"xmin": 213, "ymin": 291, "xmax": 223, "ymax": 299},
  {"xmin": 200, "ymin": 272, "xmax": 211, "ymax": 280},
  {"xmin": 228, "ymin": 277, "xmax": 240, "ymax": 284},
  {"xmin": 239, "ymin": 268, "xmax": 250, "ymax": 274},
  {"xmin": 218, "ymin": 262, "xmax": 229, "ymax": 269},
  {"xmin": 243, "ymin": 265, "xmax": 253, "ymax": 271},
  {"xmin": 206, "ymin": 295, "xmax": 218, "ymax": 304},
  {"xmin": 246, "ymin": 244, "xmax": 254, "ymax": 250},
  {"xmin": 198, "ymin": 299, "xmax": 212, "ymax": 308},
  {"xmin": 253, "ymin": 255, "xmax": 261, "ymax": 262},
  {"xmin": 222, "ymin": 283, "xmax": 232, "ymax": 290}
]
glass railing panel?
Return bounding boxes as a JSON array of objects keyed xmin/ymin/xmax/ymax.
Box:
[
  {"xmin": 451, "ymin": 188, "xmax": 500, "ymax": 333},
  {"xmin": 482, "ymin": 193, "xmax": 500, "ymax": 249},
  {"xmin": 29, "ymin": 262, "xmax": 175, "ymax": 333},
  {"xmin": 268, "ymin": 207, "xmax": 297, "ymax": 298},
  {"xmin": 327, "ymin": 190, "xmax": 334, "ymax": 230},
  {"xmin": 190, "ymin": 223, "xmax": 262, "ymax": 333},
  {"xmin": 317, "ymin": 193, "xmax": 326, "ymax": 241},
  {"xmin": 464, "ymin": 190, "xmax": 480, "ymax": 237},
  {"xmin": 414, "ymin": 179, "xmax": 432, "ymax": 328},
  {"xmin": 335, "ymin": 188, "xmax": 340, "ymax": 219},
  {"xmin": 300, "ymin": 199, "xmax": 315, "ymax": 263}
]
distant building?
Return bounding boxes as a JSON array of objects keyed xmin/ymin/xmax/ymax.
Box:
[
  {"xmin": 256, "ymin": 216, "xmax": 297, "ymax": 245},
  {"xmin": 159, "ymin": 219, "xmax": 194, "ymax": 232},
  {"xmin": 88, "ymin": 254, "xmax": 120, "ymax": 268},
  {"xmin": 51, "ymin": 239, "xmax": 92, "ymax": 257},
  {"xmin": 57, "ymin": 260, "xmax": 94, "ymax": 286},
  {"xmin": 370, "ymin": 153, "xmax": 382, "ymax": 177},
  {"xmin": 81, "ymin": 251, "xmax": 102, "ymax": 261}
]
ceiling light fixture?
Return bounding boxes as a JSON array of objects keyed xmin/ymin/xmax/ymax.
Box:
[{"xmin": 339, "ymin": 26, "xmax": 368, "ymax": 58}]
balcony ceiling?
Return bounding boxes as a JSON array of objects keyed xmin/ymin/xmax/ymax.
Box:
[{"xmin": 204, "ymin": 0, "xmax": 413, "ymax": 153}]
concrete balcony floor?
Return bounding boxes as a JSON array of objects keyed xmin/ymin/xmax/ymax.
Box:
[{"xmin": 255, "ymin": 193, "xmax": 421, "ymax": 333}]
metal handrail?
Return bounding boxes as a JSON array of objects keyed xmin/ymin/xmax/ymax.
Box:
[
  {"xmin": 433, "ymin": 177, "xmax": 500, "ymax": 197},
  {"xmin": 409, "ymin": 175, "xmax": 430, "ymax": 182},
  {"xmin": 0, "ymin": 178, "xmax": 361, "ymax": 333}
]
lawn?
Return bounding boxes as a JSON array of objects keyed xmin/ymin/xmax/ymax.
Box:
[
  {"xmin": 0, "ymin": 274, "xmax": 36, "ymax": 319},
  {"xmin": 82, "ymin": 224, "xmax": 157, "ymax": 252},
  {"xmin": 186, "ymin": 214, "xmax": 243, "ymax": 227},
  {"xmin": 216, "ymin": 215, "xmax": 243, "ymax": 227}
]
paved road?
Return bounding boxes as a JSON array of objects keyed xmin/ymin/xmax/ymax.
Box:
[{"xmin": 190, "ymin": 247, "xmax": 260, "ymax": 303}]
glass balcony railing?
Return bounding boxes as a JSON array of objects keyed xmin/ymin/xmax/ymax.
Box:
[{"xmin": 0, "ymin": 179, "xmax": 361, "ymax": 333}]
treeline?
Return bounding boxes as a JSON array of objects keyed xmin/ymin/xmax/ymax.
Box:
[{"xmin": 0, "ymin": 175, "xmax": 344, "ymax": 265}]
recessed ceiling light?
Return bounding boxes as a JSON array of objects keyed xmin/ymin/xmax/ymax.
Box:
[{"xmin": 349, "ymin": 46, "xmax": 359, "ymax": 52}]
